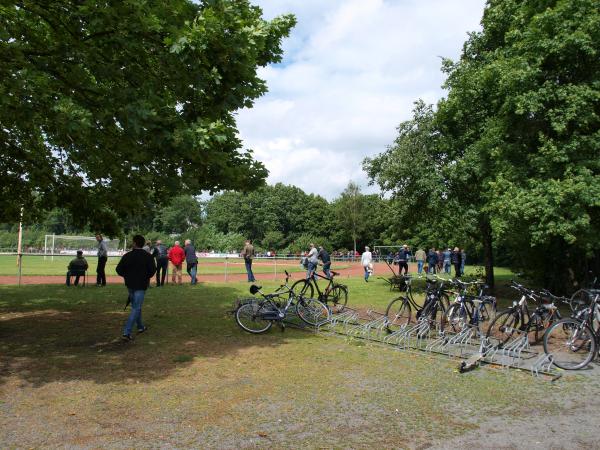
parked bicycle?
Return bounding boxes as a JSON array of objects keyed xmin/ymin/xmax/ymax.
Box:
[
  {"xmin": 290, "ymin": 269, "xmax": 348, "ymax": 312},
  {"xmin": 385, "ymin": 275, "xmax": 450, "ymax": 332},
  {"xmin": 445, "ymin": 279, "xmax": 496, "ymax": 333},
  {"xmin": 485, "ymin": 281, "xmax": 564, "ymax": 348},
  {"xmin": 543, "ymin": 292, "xmax": 600, "ymax": 370},
  {"xmin": 235, "ymin": 271, "xmax": 330, "ymax": 334}
]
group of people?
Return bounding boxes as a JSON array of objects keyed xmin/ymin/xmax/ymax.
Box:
[{"xmin": 65, "ymin": 235, "xmax": 200, "ymax": 288}]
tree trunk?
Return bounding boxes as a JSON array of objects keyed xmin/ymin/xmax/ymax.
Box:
[{"xmin": 481, "ymin": 218, "xmax": 494, "ymax": 288}]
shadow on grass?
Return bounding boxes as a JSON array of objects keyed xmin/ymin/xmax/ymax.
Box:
[{"xmin": 0, "ymin": 283, "xmax": 316, "ymax": 387}]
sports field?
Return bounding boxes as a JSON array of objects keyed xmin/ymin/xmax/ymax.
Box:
[{"xmin": 1, "ymin": 274, "xmax": 597, "ymax": 448}]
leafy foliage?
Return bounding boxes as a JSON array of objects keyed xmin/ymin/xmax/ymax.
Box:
[{"xmin": 0, "ymin": 1, "xmax": 295, "ymax": 234}]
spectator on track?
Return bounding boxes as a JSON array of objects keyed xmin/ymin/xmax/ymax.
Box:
[
  {"xmin": 240, "ymin": 239, "xmax": 256, "ymax": 282},
  {"xmin": 116, "ymin": 234, "xmax": 156, "ymax": 341},
  {"xmin": 361, "ymin": 246, "xmax": 373, "ymax": 282},
  {"xmin": 414, "ymin": 247, "xmax": 426, "ymax": 275},
  {"xmin": 152, "ymin": 240, "xmax": 169, "ymax": 286},
  {"xmin": 168, "ymin": 241, "xmax": 185, "ymax": 285},
  {"xmin": 95, "ymin": 234, "xmax": 108, "ymax": 287},
  {"xmin": 184, "ymin": 239, "xmax": 198, "ymax": 285},
  {"xmin": 66, "ymin": 250, "xmax": 88, "ymax": 286},
  {"xmin": 306, "ymin": 243, "xmax": 319, "ymax": 280},
  {"xmin": 318, "ymin": 245, "xmax": 331, "ymax": 279}
]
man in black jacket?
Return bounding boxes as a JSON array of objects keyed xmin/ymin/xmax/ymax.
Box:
[{"xmin": 117, "ymin": 234, "xmax": 157, "ymax": 341}]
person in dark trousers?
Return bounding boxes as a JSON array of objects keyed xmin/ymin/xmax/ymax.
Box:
[
  {"xmin": 95, "ymin": 234, "xmax": 108, "ymax": 286},
  {"xmin": 318, "ymin": 245, "xmax": 331, "ymax": 278},
  {"xmin": 451, "ymin": 247, "xmax": 462, "ymax": 278},
  {"xmin": 66, "ymin": 250, "xmax": 88, "ymax": 286},
  {"xmin": 184, "ymin": 239, "xmax": 198, "ymax": 285},
  {"xmin": 152, "ymin": 239, "xmax": 169, "ymax": 286},
  {"xmin": 398, "ymin": 244, "xmax": 410, "ymax": 275},
  {"xmin": 117, "ymin": 234, "xmax": 156, "ymax": 341},
  {"xmin": 427, "ymin": 248, "xmax": 438, "ymax": 274},
  {"xmin": 240, "ymin": 239, "xmax": 256, "ymax": 282}
]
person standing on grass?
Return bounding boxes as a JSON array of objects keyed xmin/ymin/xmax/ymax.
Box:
[
  {"xmin": 414, "ymin": 247, "xmax": 426, "ymax": 275},
  {"xmin": 398, "ymin": 244, "xmax": 410, "ymax": 275},
  {"xmin": 184, "ymin": 239, "xmax": 198, "ymax": 285},
  {"xmin": 117, "ymin": 234, "xmax": 156, "ymax": 341},
  {"xmin": 168, "ymin": 241, "xmax": 185, "ymax": 284},
  {"xmin": 66, "ymin": 250, "xmax": 88, "ymax": 286},
  {"xmin": 443, "ymin": 248, "xmax": 452, "ymax": 274},
  {"xmin": 152, "ymin": 240, "xmax": 169, "ymax": 286},
  {"xmin": 361, "ymin": 246, "xmax": 373, "ymax": 282},
  {"xmin": 318, "ymin": 245, "xmax": 331, "ymax": 278},
  {"xmin": 427, "ymin": 248, "xmax": 438, "ymax": 274},
  {"xmin": 95, "ymin": 234, "xmax": 108, "ymax": 286},
  {"xmin": 240, "ymin": 239, "xmax": 256, "ymax": 282},
  {"xmin": 451, "ymin": 247, "xmax": 462, "ymax": 278}
]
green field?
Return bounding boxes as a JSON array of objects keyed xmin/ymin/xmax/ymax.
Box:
[
  {"xmin": 0, "ymin": 255, "xmax": 330, "ymax": 277},
  {"xmin": 0, "ymin": 276, "xmax": 589, "ymax": 448}
]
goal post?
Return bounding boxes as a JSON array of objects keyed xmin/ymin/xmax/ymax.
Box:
[{"xmin": 44, "ymin": 235, "xmax": 121, "ymax": 260}]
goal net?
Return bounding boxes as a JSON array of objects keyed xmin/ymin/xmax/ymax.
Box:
[{"xmin": 44, "ymin": 235, "xmax": 121, "ymax": 258}]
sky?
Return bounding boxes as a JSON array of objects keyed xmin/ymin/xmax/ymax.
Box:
[{"xmin": 235, "ymin": 0, "xmax": 487, "ymax": 200}]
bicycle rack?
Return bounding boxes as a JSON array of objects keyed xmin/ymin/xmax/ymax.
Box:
[
  {"xmin": 531, "ymin": 353, "xmax": 555, "ymax": 377},
  {"xmin": 312, "ymin": 308, "xmax": 561, "ymax": 379}
]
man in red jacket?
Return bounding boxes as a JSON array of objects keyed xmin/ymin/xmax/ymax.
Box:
[{"xmin": 168, "ymin": 241, "xmax": 185, "ymax": 285}]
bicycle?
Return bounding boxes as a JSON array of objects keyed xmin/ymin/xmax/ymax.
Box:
[
  {"xmin": 485, "ymin": 281, "xmax": 564, "ymax": 348},
  {"xmin": 543, "ymin": 292, "xmax": 600, "ymax": 370},
  {"xmin": 235, "ymin": 271, "xmax": 330, "ymax": 334},
  {"xmin": 445, "ymin": 279, "xmax": 496, "ymax": 333},
  {"xmin": 290, "ymin": 269, "xmax": 348, "ymax": 312},
  {"xmin": 385, "ymin": 275, "xmax": 450, "ymax": 332}
]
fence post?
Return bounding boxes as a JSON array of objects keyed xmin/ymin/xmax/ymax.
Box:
[
  {"xmin": 224, "ymin": 255, "xmax": 228, "ymax": 283},
  {"xmin": 17, "ymin": 253, "xmax": 22, "ymax": 286},
  {"xmin": 274, "ymin": 256, "xmax": 277, "ymax": 280}
]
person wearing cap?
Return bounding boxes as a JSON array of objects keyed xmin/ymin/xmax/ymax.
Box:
[
  {"xmin": 66, "ymin": 250, "xmax": 89, "ymax": 286},
  {"xmin": 398, "ymin": 244, "xmax": 410, "ymax": 275},
  {"xmin": 361, "ymin": 246, "xmax": 373, "ymax": 282},
  {"xmin": 318, "ymin": 245, "xmax": 331, "ymax": 278}
]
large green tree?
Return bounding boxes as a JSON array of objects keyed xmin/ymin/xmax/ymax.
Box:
[{"xmin": 0, "ymin": 1, "xmax": 295, "ymax": 234}]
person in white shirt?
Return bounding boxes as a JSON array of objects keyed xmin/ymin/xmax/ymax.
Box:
[{"xmin": 361, "ymin": 246, "xmax": 373, "ymax": 282}]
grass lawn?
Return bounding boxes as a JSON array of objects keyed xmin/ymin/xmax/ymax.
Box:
[
  {"xmin": 0, "ymin": 275, "xmax": 591, "ymax": 448},
  {"xmin": 0, "ymin": 255, "xmax": 326, "ymax": 277}
]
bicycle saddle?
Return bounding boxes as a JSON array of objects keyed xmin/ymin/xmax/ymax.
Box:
[{"xmin": 250, "ymin": 285, "xmax": 261, "ymax": 294}]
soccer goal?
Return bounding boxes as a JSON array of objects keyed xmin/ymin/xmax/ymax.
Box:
[{"xmin": 44, "ymin": 235, "xmax": 121, "ymax": 260}]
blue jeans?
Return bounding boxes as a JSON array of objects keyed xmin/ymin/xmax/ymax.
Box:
[
  {"xmin": 444, "ymin": 260, "xmax": 451, "ymax": 274},
  {"xmin": 322, "ymin": 262, "xmax": 331, "ymax": 279},
  {"xmin": 187, "ymin": 262, "xmax": 197, "ymax": 284},
  {"xmin": 306, "ymin": 262, "xmax": 318, "ymax": 280},
  {"xmin": 244, "ymin": 258, "xmax": 255, "ymax": 282},
  {"xmin": 364, "ymin": 266, "xmax": 370, "ymax": 281},
  {"xmin": 124, "ymin": 289, "xmax": 146, "ymax": 336},
  {"xmin": 417, "ymin": 261, "xmax": 424, "ymax": 274}
]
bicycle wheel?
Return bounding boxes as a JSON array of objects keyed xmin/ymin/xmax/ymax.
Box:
[
  {"xmin": 446, "ymin": 302, "xmax": 468, "ymax": 332},
  {"xmin": 480, "ymin": 297, "xmax": 496, "ymax": 322},
  {"xmin": 543, "ymin": 318, "xmax": 596, "ymax": 370},
  {"xmin": 291, "ymin": 279, "xmax": 314, "ymax": 298},
  {"xmin": 235, "ymin": 303, "xmax": 273, "ymax": 334},
  {"xmin": 486, "ymin": 310, "xmax": 520, "ymax": 348},
  {"xmin": 327, "ymin": 285, "xmax": 348, "ymax": 313},
  {"xmin": 385, "ymin": 297, "xmax": 412, "ymax": 332},
  {"xmin": 296, "ymin": 297, "xmax": 330, "ymax": 326}
]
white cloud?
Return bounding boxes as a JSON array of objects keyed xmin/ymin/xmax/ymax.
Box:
[{"xmin": 237, "ymin": 0, "xmax": 486, "ymax": 199}]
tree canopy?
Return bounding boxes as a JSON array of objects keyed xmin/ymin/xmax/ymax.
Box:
[
  {"xmin": 365, "ymin": 0, "xmax": 600, "ymax": 290},
  {"xmin": 0, "ymin": 1, "xmax": 295, "ymax": 234}
]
